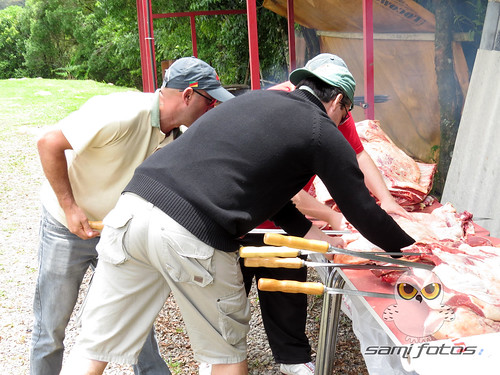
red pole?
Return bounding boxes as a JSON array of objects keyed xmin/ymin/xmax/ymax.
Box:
[
  {"xmin": 287, "ymin": 0, "xmax": 296, "ymax": 71},
  {"xmin": 190, "ymin": 15, "xmax": 198, "ymax": 57},
  {"xmin": 363, "ymin": 0, "xmax": 375, "ymax": 119},
  {"xmin": 246, "ymin": 0, "xmax": 261, "ymax": 90},
  {"xmin": 136, "ymin": 0, "xmax": 157, "ymax": 92}
]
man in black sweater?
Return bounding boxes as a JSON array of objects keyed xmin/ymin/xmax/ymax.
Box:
[{"xmin": 61, "ymin": 58, "xmax": 415, "ymax": 375}]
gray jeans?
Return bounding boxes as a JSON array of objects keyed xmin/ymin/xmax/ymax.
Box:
[{"xmin": 29, "ymin": 207, "xmax": 170, "ymax": 375}]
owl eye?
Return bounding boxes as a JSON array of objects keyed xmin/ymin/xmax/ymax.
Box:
[
  {"xmin": 397, "ymin": 283, "xmax": 418, "ymax": 300},
  {"xmin": 421, "ymin": 283, "xmax": 441, "ymax": 300}
]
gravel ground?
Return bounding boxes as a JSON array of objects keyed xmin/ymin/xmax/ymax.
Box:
[{"xmin": 0, "ymin": 121, "xmax": 369, "ymax": 374}]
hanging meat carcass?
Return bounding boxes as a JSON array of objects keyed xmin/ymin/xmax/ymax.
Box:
[{"xmin": 312, "ymin": 120, "xmax": 437, "ymax": 210}]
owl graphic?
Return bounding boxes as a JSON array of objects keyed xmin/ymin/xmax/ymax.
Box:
[{"xmin": 383, "ymin": 269, "xmax": 454, "ymax": 343}]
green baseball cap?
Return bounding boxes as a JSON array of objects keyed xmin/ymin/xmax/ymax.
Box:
[{"xmin": 289, "ymin": 53, "xmax": 356, "ymax": 110}]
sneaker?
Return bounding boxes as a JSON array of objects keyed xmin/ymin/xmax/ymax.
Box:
[
  {"xmin": 199, "ymin": 362, "xmax": 212, "ymax": 375},
  {"xmin": 280, "ymin": 362, "xmax": 315, "ymax": 375}
]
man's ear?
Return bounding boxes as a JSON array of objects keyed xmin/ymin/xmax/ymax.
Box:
[
  {"xmin": 333, "ymin": 93, "xmax": 343, "ymax": 106},
  {"xmin": 326, "ymin": 94, "xmax": 342, "ymax": 112},
  {"xmin": 181, "ymin": 87, "xmax": 193, "ymax": 105}
]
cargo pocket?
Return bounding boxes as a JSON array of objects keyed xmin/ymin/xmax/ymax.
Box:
[
  {"xmin": 161, "ymin": 233, "xmax": 214, "ymax": 287},
  {"xmin": 217, "ymin": 289, "xmax": 251, "ymax": 345},
  {"xmin": 96, "ymin": 209, "xmax": 133, "ymax": 265}
]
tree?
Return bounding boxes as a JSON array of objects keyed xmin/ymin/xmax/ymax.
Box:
[
  {"xmin": 0, "ymin": 5, "xmax": 27, "ymax": 78},
  {"xmin": 23, "ymin": 0, "xmax": 81, "ymax": 77},
  {"xmin": 432, "ymin": 0, "xmax": 463, "ymax": 197}
]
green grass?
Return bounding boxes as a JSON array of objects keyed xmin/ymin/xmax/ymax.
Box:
[{"xmin": 0, "ymin": 78, "xmax": 138, "ymax": 130}]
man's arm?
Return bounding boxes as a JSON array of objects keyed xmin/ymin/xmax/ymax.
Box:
[
  {"xmin": 303, "ymin": 223, "xmax": 345, "ymax": 258},
  {"xmin": 356, "ymin": 150, "xmax": 412, "ymax": 219},
  {"xmin": 37, "ymin": 129, "xmax": 99, "ymax": 239},
  {"xmin": 291, "ymin": 190, "xmax": 344, "ymax": 229}
]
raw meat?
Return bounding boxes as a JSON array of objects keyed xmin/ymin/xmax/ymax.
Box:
[
  {"xmin": 338, "ymin": 205, "xmax": 500, "ymax": 340},
  {"xmin": 433, "ymin": 307, "xmax": 500, "ymax": 340},
  {"xmin": 333, "ymin": 203, "xmax": 473, "ymax": 265},
  {"xmin": 313, "ymin": 120, "xmax": 436, "ymax": 209}
]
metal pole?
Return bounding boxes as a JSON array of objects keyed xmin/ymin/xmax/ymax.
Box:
[
  {"xmin": 287, "ymin": 0, "xmax": 296, "ymax": 71},
  {"xmin": 190, "ymin": 15, "xmax": 198, "ymax": 57},
  {"xmin": 315, "ymin": 270, "xmax": 346, "ymax": 375},
  {"xmin": 363, "ymin": 0, "xmax": 375, "ymax": 119},
  {"xmin": 246, "ymin": 0, "xmax": 261, "ymax": 89},
  {"xmin": 136, "ymin": 0, "xmax": 157, "ymax": 92}
]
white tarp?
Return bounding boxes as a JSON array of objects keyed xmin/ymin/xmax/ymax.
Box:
[{"xmin": 442, "ymin": 48, "xmax": 500, "ymax": 238}]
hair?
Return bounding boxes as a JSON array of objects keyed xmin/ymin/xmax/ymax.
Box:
[{"xmin": 296, "ymin": 77, "xmax": 352, "ymax": 109}]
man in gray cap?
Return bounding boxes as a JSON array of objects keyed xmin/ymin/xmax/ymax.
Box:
[
  {"xmin": 60, "ymin": 54, "xmax": 414, "ymax": 375},
  {"xmin": 31, "ymin": 56, "xmax": 233, "ymax": 375}
]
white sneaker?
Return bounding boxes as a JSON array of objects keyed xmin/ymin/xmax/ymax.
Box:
[
  {"xmin": 280, "ymin": 362, "xmax": 315, "ymax": 375},
  {"xmin": 199, "ymin": 362, "xmax": 212, "ymax": 375}
]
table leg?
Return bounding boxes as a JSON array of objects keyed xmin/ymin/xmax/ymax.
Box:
[{"xmin": 315, "ymin": 269, "xmax": 345, "ymax": 375}]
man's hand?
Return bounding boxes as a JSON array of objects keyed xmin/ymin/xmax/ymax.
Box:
[
  {"xmin": 65, "ymin": 204, "xmax": 100, "ymax": 240},
  {"xmin": 380, "ymin": 198, "xmax": 412, "ymax": 220},
  {"xmin": 38, "ymin": 129, "xmax": 99, "ymax": 240},
  {"xmin": 303, "ymin": 223, "xmax": 346, "ymax": 261}
]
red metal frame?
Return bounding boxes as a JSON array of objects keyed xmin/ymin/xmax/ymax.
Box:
[
  {"xmin": 287, "ymin": 0, "xmax": 296, "ymax": 71},
  {"xmin": 137, "ymin": 3, "xmax": 250, "ymax": 92},
  {"xmin": 136, "ymin": 0, "xmax": 157, "ymax": 93},
  {"xmin": 363, "ymin": 0, "xmax": 375, "ymax": 119},
  {"xmin": 136, "ymin": 0, "xmax": 374, "ymax": 118},
  {"xmin": 153, "ymin": 9, "xmax": 248, "ymax": 58},
  {"xmin": 190, "ymin": 16, "xmax": 197, "ymax": 57},
  {"xmin": 246, "ymin": 0, "xmax": 261, "ymax": 90}
]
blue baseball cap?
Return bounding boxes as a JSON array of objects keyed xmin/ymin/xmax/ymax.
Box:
[{"xmin": 162, "ymin": 57, "xmax": 234, "ymax": 102}]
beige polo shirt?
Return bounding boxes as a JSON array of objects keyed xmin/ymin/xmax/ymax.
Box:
[{"xmin": 41, "ymin": 90, "xmax": 174, "ymax": 226}]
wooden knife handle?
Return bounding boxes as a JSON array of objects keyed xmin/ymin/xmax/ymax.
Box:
[
  {"xmin": 239, "ymin": 246, "xmax": 300, "ymax": 258},
  {"xmin": 89, "ymin": 220, "xmax": 104, "ymax": 231},
  {"xmin": 263, "ymin": 233, "xmax": 329, "ymax": 253},
  {"xmin": 258, "ymin": 278, "xmax": 325, "ymax": 295},
  {"xmin": 244, "ymin": 257, "xmax": 304, "ymax": 269}
]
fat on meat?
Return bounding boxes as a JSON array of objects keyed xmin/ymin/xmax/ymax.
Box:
[{"xmin": 433, "ymin": 306, "xmax": 500, "ymax": 340}]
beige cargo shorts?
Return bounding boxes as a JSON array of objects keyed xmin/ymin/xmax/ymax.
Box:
[{"xmin": 75, "ymin": 193, "xmax": 250, "ymax": 365}]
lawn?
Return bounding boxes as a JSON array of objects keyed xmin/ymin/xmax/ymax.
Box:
[{"xmin": 0, "ymin": 78, "xmax": 137, "ymax": 131}]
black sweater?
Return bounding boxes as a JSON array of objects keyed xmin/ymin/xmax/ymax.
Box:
[{"xmin": 125, "ymin": 89, "xmax": 415, "ymax": 252}]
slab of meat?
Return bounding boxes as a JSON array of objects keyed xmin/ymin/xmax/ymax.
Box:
[
  {"xmin": 334, "ymin": 203, "xmax": 473, "ymax": 265},
  {"xmin": 338, "ymin": 205, "xmax": 500, "ymax": 340},
  {"xmin": 313, "ymin": 120, "xmax": 436, "ymax": 209}
]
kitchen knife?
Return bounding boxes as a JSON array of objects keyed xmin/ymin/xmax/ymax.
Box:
[
  {"xmin": 244, "ymin": 257, "xmax": 409, "ymax": 270},
  {"xmin": 263, "ymin": 233, "xmax": 434, "ymax": 271},
  {"xmin": 239, "ymin": 246, "xmax": 423, "ymax": 258},
  {"xmin": 258, "ymin": 278, "xmax": 395, "ymax": 299}
]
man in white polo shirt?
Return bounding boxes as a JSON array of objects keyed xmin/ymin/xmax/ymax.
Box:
[{"xmin": 31, "ymin": 56, "xmax": 233, "ymax": 375}]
